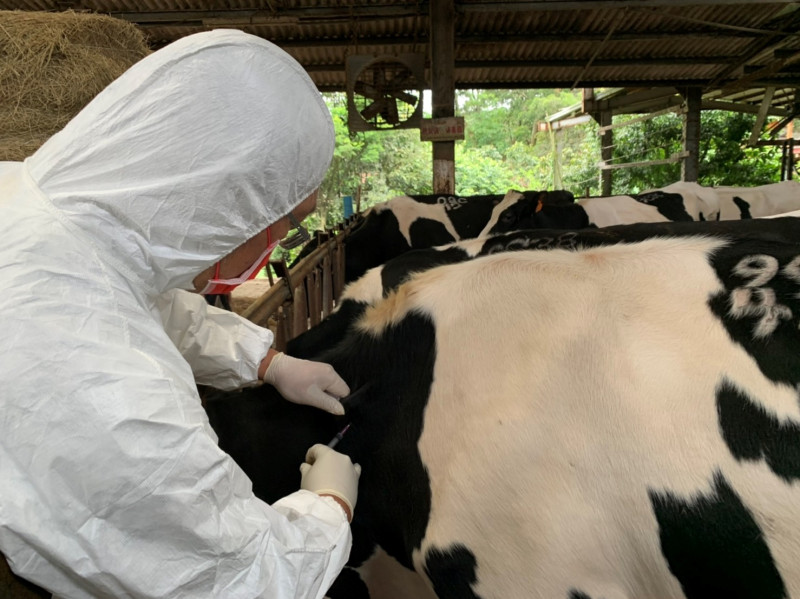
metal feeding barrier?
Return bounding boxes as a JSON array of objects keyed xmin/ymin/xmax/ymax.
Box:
[{"xmin": 241, "ymin": 215, "xmax": 362, "ymax": 351}]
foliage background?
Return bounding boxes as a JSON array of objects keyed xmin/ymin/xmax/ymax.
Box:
[{"xmin": 300, "ymin": 89, "xmax": 785, "ymax": 239}]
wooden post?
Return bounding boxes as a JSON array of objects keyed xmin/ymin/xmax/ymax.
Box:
[
  {"xmin": 430, "ymin": 0, "xmax": 455, "ymax": 193},
  {"xmin": 334, "ymin": 237, "xmax": 345, "ymax": 298},
  {"xmin": 274, "ymin": 307, "xmax": 288, "ymax": 352},
  {"xmin": 291, "ymin": 282, "xmax": 308, "ymax": 338},
  {"xmin": 598, "ymin": 109, "xmax": 613, "ymax": 195},
  {"xmin": 322, "ymin": 254, "xmax": 333, "ymax": 316},
  {"xmin": 681, "ymin": 87, "xmax": 701, "ymax": 182},
  {"xmin": 309, "ymin": 269, "xmax": 322, "ymax": 327}
]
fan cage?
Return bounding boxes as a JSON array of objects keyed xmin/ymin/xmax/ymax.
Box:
[{"xmin": 346, "ymin": 54, "xmax": 425, "ymax": 132}]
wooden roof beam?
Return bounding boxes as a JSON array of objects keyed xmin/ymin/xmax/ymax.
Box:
[
  {"xmin": 110, "ymin": 6, "xmax": 426, "ymax": 24},
  {"xmin": 703, "ymin": 98, "xmax": 791, "ymax": 117},
  {"xmin": 706, "ymin": 9, "xmax": 800, "ymax": 89},
  {"xmin": 314, "ymin": 77, "xmax": 798, "ymax": 93},
  {"xmin": 132, "ymin": 29, "xmax": 762, "ymax": 47},
  {"xmin": 718, "ymin": 48, "xmax": 800, "ymax": 92},
  {"xmin": 748, "ymin": 86, "xmax": 777, "ymax": 145},
  {"xmin": 458, "ymin": 1, "xmax": 797, "ymax": 11},
  {"xmin": 457, "ymin": 56, "xmax": 738, "ymax": 69}
]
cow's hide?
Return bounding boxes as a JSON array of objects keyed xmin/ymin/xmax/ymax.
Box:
[
  {"xmin": 483, "ymin": 182, "xmax": 800, "ymax": 237},
  {"xmin": 342, "ymin": 190, "xmax": 569, "ymax": 282},
  {"xmin": 206, "ymin": 216, "xmax": 800, "ymax": 599}
]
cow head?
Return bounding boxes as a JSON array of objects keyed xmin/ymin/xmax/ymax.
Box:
[{"xmin": 480, "ymin": 189, "xmax": 577, "ymax": 236}]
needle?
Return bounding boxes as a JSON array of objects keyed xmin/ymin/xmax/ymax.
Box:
[{"xmin": 327, "ymin": 423, "xmax": 351, "ymax": 449}]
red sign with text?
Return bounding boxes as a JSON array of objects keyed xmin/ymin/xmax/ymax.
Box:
[{"xmin": 419, "ymin": 117, "xmax": 465, "ymax": 141}]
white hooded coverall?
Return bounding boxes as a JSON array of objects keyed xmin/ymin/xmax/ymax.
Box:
[{"xmin": 0, "ymin": 29, "xmax": 351, "ymax": 598}]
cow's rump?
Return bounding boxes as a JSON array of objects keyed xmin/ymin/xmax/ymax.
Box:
[{"xmin": 206, "ymin": 216, "xmax": 800, "ymax": 599}]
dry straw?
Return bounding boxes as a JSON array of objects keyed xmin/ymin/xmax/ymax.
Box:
[{"xmin": 0, "ymin": 10, "xmax": 151, "ymax": 161}]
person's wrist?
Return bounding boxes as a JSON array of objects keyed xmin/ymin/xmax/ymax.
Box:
[
  {"xmin": 259, "ymin": 348, "xmax": 281, "ymax": 382},
  {"xmin": 319, "ymin": 493, "xmax": 352, "ymax": 522}
]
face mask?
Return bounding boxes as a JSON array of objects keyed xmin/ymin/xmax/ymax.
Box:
[{"xmin": 199, "ymin": 228, "xmax": 280, "ymax": 296}]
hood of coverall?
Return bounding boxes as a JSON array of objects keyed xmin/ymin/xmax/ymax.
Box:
[{"xmin": 25, "ymin": 29, "xmax": 335, "ymax": 295}]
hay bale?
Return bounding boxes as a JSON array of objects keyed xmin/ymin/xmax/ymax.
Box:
[{"xmin": 0, "ymin": 10, "xmax": 151, "ymax": 161}]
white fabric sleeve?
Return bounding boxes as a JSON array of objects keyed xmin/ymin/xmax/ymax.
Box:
[
  {"xmin": 155, "ymin": 288, "xmax": 274, "ymax": 390},
  {"xmin": 3, "ymin": 413, "xmax": 352, "ymax": 599}
]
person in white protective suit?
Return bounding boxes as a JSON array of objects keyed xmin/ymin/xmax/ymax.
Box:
[{"xmin": 0, "ymin": 29, "xmax": 362, "ymax": 599}]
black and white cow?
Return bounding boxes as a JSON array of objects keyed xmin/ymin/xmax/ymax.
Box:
[
  {"xmin": 481, "ymin": 181, "xmax": 800, "ymax": 236},
  {"xmin": 206, "ymin": 215, "xmax": 800, "ymax": 599},
  {"xmin": 659, "ymin": 180, "xmax": 800, "ymax": 220},
  {"xmin": 342, "ymin": 190, "xmax": 572, "ymax": 282}
]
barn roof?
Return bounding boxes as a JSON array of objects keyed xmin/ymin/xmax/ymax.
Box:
[
  {"xmin": 3, "ymin": 1, "xmax": 798, "ymax": 115},
  {"xmin": 3, "ymin": 2, "xmax": 798, "ymax": 87}
]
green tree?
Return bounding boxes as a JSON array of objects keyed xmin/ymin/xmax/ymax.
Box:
[
  {"xmin": 609, "ymin": 110, "xmax": 780, "ymax": 194},
  {"xmin": 314, "ymin": 89, "xmax": 786, "ymax": 227}
]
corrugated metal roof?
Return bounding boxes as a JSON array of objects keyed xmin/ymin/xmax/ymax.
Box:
[{"xmin": 2, "ymin": 1, "xmax": 798, "ymax": 112}]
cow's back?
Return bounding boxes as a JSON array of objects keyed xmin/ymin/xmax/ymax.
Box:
[{"xmin": 349, "ymin": 235, "xmax": 800, "ymax": 598}]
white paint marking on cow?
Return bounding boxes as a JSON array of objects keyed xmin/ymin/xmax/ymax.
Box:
[
  {"xmin": 727, "ymin": 254, "xmax": 795, "ymax": 338},
  {"xmin": 355, "ymin": 238, "xmax": 800, "ymax": 598},
  {"xmin": 783, "ymin": 255, "xmax": 800, "ymax": 298}
]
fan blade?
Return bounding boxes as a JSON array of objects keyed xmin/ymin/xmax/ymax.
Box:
[
  {"xmin": 374, "ymin": 67, "xmax": 387, "ymax": 89},
  {"xmin": 360, "ymin": 98, "xmax": 385, "ymax": 121},
  {"xmin": 389, "ymin": 72, "xmax": 415, "ymax": 88},
  {"xmin": 382, "ymin": 98, "xmax": 400, "ymax": 125},
  {"xmin": 353, "ymin": 80, "xmax": 382, "ymax": 101},
  {"xmin": 391, "ymin": 90, "xmax": 418, "ymax": 106}
]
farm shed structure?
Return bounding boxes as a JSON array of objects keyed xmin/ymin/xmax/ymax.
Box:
[
  {"xmin": 2, "ymin": 0, "xmax": 800, "ymax": 191},
  {"xmin": 1, "ymin": 4, "xmax": 800, "ymax": 596},
  {"xmin": 2, "ymin": 0, "xmax": 799, "ymax": 191}
]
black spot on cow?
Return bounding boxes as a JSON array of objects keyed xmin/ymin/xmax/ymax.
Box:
[
  {"xmin": 568, "ymin": 591, "xmax": 593, "ymax": 599},
  {"xmin": 544, "ymin": 189, "xmax": 577, "ymax": 205},
  {"xmin": 286, "ymin": 298, "xmax": 369, "ymax": 358},
  {"xmin": 344, "ymin": 210, "xmax": 413, "ymax": 282},
  {"xmin": 326, "ymin": 566, "xmax": 371, "ymax": 599},
  {"xmin": 633, "ymin": 190, "xmax": 693, "ymax": 222},
  {"xmin": 209, "ymin": 311, "xmax": 439, "ymax": 579},
  {"xmin": 733, "ymin": 196, "xmax": 753, "ymax": 219},
  {"xmin": 409, "ymin": 190, "xmax": 568, "ymax": 239},
  {"xmin": 707, "ymin": 237, "xmax": 800, "ymax": 387},
  {"xmin": 410, "ymin": 193, "xmax": 501, "ymax": 239},
  {"xmin": 409, "ymin": 218, "xmax": 456, "ymax": 249},
  {"xmin": 318, "ymin": 312, "xmax": 436, "ymax": 571},
  {"xmin": 204, "ymin": 387, "xmax": 336, "ymax": 504},
  {"xmin": 380, "ymin": 246, "xmax": 471, "ymax": 295},
  {"xmin": 488, "ymin": 192, "xmax": 589, "ymax": 235},
  {"xmin": 717, "ymin": 379, "xmax": 800, "ymax": 482},
  {"xmin": 649, "ymin": 472, "xmax": 786, "ymax": 599},
  {"xmin": 342, "ymin": 191, "xmax": 576, "ymax": 282},
  {"xmin": 423, "ymin": 544, "xmax": 484, "ymax": 599}
]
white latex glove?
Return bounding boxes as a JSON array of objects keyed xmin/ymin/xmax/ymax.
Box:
[
  {"xmin": 263, "ymin": 352, "xmax": 349, "ymax": 415},
  {"xmin": 300, "ymin": 444, "xmax": 361, "ymax": 522}
]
